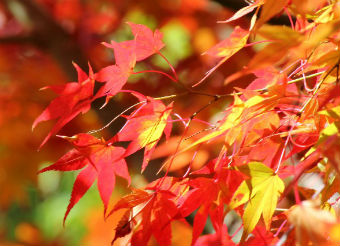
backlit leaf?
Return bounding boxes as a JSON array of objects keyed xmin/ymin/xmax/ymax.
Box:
[
  {"xmin": 230, "ymin": 162, "xmax": 284, "ymax": 240},
  {"xmin": 39, "ymin": 134, "xmax": 131, "ymax": 223},
  {"xmin": 117, "ymin": 99, "xmax": 173, "ymax": 172},
  {"xmin": 33, "ymin": 63, "xmax": 95, "ymax": 149},
  {"xmin": 218, "ymin": 1, "xmax": 263, "ymax": 24},
  {"xmin": 127, "ymin": 22, "xmax": 165, "ymax": 61}
]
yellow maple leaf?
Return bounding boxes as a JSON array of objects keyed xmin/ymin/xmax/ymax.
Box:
[{"xmin": 230, "ymin": 162, "xmax": 284, "ymax": 240}]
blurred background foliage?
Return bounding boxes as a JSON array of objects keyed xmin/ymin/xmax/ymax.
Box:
[{"xmin": 0, "ymin": 0, "xmax": 253, "ymax": 245}]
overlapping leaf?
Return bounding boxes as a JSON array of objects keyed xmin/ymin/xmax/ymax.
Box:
[
  {"xmin": 110, "ymin": 189, "xmax": 179, "ymax": 246},
  {"xmin": 204, "ymin": 26, "xmax": 249, "ymax": 58},
  {"xmin": 179, "ymin": 94, "xmax": 278, "ymax": 153},
  {"xmin": 117, "ymin": 97, "xmax": 173, "ymax": 172},
  {"xmin": 127, "ymin": 22, "xmax": 165, "ymax": 61},
  {"xmin": 230, "ymin": 162, "xmax": 284, "ymax": 241},
  {"xmin": 33, "ymin": 63, "xmax": 95, "ymax": 149},
  {"xmin": 95, "ymin": 22, "xmax": 165, "ymax": 99},
  {"xmin": 218, "ymin": 0, "xmax": 264, "ymax": 24},
  {"xmin": 177, "ymin": 165, "xmax": 243, "ymax": 245},
  {"xmin": 39, "ymin": 133, "xmax": 130, "ymax": 223},
  {"xmin": 195, "ymin": 26, "xmax": 249, "ymax": 85},
  {"xmin": 95, "ymin": 40, "xmax": 136, "ymax": 98}
]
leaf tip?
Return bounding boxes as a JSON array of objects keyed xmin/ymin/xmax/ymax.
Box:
[
  {"xmin": 62, "ymin": 214, "xmax": 67, "ymax": 228},
  {"xmin": 37, "ymin": 168, "xmax": 44, "ymax": 174},
  {"xmin": 39, "ymin": 86, "xmax": 48, "ymax": 91},
  {"xmin": 103, "ymin": 208, "xmax": 108, "ymax": 221},
  {"xmin": 102, "ymin": 42, "xmax": 112, "ymax": 49},
  {"xmin": 56, "ymin": 134, "xmax": 75, "ymax": 140}
]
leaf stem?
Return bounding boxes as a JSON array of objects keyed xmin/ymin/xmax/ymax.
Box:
[
  {"xmin": 287, "ymin": 71, "xmax": 324, "ymax": 84},
  {"xmin": 231, "ymin": 224, "xmax": 243, "ymax": 239},
  {"xmin": 156, "ymin": 122, "xmax": 190, "ymax": 186},
  {"xmin": 274, "ymin": 219, "xmax": 287, "ymax": 237},
  {"xmin": 275, "ymin": 121, "xmax": 293, "ymax": 174},
  {"xmin": 132, "ymin": 70, "xmax": 177, "ymax": 82},
  {"xmin": 156, "ymin": 96, "xmax": 220, "ymax": 177},
  {"xmin": 154, "ymin": 93, "xmax": 185, "ymax": 100},
  {"xmin": 183, "ymin": 143, "xmax": 203, "ymax": 178},
  {"xmin": 284, "ymin": 7, "xmax": 295, "ymax": 30},
  {"xmin": 157, "ymin": 51, "xmax": 178, "ymax": 81},
  {"xmin": 157, "ymin": 51, "xmax": 221, "ymax": 98}
]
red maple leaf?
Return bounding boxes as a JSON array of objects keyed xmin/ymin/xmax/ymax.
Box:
[
  {"xmin": 110, "ymin": 188, "xmax": 179, "ymax": 246},
  {"xmin": 127, "ymin": 22, "xmax": 165, "ymax": 61},
  {"xmin": 39, "ymin": 133, "xmax": 130, "ymax": 224},
  {"xmin": 177, "ymin": 160, "xmax": 243, "ymax": 245},
  {"xmin": 177, "ymin": 177, "xmax": 220, "ymax": 244},
  {"xmin": 95, "ymin": 40, "xmax": 136, "ymax": 99},
  {"xmin": 95, "ymin": 22, "xmax": 166, "ymax": 99},
  {"xmin": 32, "ymin": 63, "xmax": 95, "ymax": 149}
]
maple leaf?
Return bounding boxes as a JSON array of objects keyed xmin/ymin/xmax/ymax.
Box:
[
  {"xmin": 127, "ymin": 22, "xmax": 165, "ymax": 61},
  {"xmin": 95, "ymin": 22, "xmax": 165, "ymax": 100},
  {"xmin": 194, "ymin": 26, "xmax": 249, "ymax": 86},
  {"xmin": 95, "ymin": 41, "xmax": 136, "ymax": 99},
  {"xmin": 110, "ymin": 188, "xmax": 152, "ymax": 214},
  {"xmin": 178, "ymin": 178, "xmax": 220, "ymax": 245},
  {"xmin": 204, "ymin": 26, "xmax": 249, "ymax": 58},
  {"xmin": 117, "ymin": 97, "xmax": 173, "ymax": 172},
  {"xmin": 39, "ymin": 133, "xmax": 130, "ymax": 224},
  {"xmin": 110, "ymin": 189, "xmax": 179, "ymax": 246},
  {"xmin": 218, "ymin": 0, "xmax": 264, "ymax": 24},
  {"xmin": 177, "ymin": 166, "xmax": 243, "ymax": 245},
  {"xmin": 32, "ymin": 63, "xmax": 95, "ymax": 149},
  {"xmin": 244, "ymin": 26, "xmax": 303, "ymax": 73},
  {"xmin": 224, "ymin": 26, "xmax": 303, "ymax": 84},
  {"xmin": 112, "ymin": 210, "xmax": 132, "ymax": 243},
  {"xmin": 246, "ymin": 67, "xmax": 287, "ymax": 91},
  {"xmin": 230, "ymin": 162, "xmax": 284, "ymax": 241},
  {"xmin": 38, "ymin": 148, "xmax": 87, "ymax": 173}
]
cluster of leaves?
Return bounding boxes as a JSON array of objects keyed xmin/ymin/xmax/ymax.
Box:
[{"xmin": 34, "ymin": 0, "xmax": 340, "ymax": 245}]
